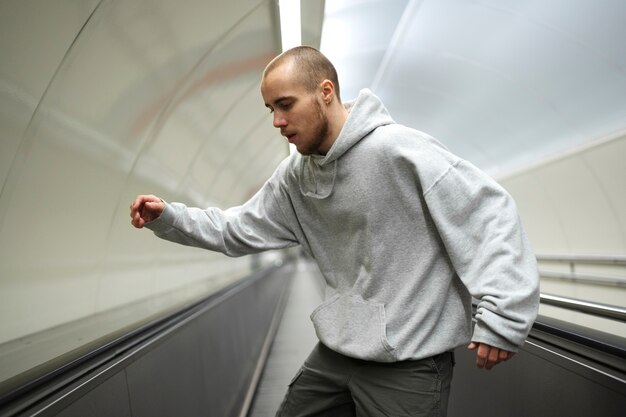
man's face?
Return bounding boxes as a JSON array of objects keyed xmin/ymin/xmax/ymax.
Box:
[{"xmin": 261, "ymin": 62, "xmax": 330, "ymax": 155}]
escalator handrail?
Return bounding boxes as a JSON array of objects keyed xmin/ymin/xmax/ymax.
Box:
[
  {"xmin": 536, "ymin": 254, "xmax": 626, "ymax": 265},
  {"xmin": 0, "ymin": 265, "xmax": 281, "ymax": 414},
  {"xmin": 540, "ymin": 292, "xmax": 626, "ymax": 322}
]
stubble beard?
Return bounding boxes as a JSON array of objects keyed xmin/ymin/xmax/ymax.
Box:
[{"xmin": 298, "ymin": 99, "xmax": 330, "ymax": 155}]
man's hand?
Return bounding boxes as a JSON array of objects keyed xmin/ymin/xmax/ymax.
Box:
[
  {"xmin": 130, "ymin": 195, "xmax": 165, "ymax": 228},
  {"xmin": 468, "ymin": 342, "xmax": 515, "ymax": 370}
]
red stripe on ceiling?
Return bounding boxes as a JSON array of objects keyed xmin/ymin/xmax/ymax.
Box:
[{"xmin": 131, "ymin": 52, "xmax": 275, "ymax": 135}]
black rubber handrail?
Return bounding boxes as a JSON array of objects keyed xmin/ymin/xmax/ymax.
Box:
[
  {"xmin": 532, "ymin": 316, "xmax": 626, "ymax": 360},
  {"xmin": 0, "ymin": 265, "xmax": 280, "ymax": 415},
  {"xmin": 471, "ymin": 303, "xmax": 626, "ymax": 373},
  {"xmin": 530, "ymin": 314, "xmax": 626, "ymax": 375}
]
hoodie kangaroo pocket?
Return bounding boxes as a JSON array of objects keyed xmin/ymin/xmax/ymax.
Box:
[{"xmin": 310, "ymin": 294, "xmax": 397, "ymax": 362}]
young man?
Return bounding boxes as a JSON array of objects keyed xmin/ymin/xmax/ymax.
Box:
[{"xmin": 131, "ymin": 46, "xmax": 539, "ymax": 416}]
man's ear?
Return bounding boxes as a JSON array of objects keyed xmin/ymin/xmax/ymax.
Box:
[{"xmin": 320, "ymin": 79, "xmax": 334, "ymax": 104}]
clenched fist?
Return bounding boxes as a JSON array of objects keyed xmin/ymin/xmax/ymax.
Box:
[{"xmin": 130, "ymin": 195, "xmax": 165, "ymax": 228}]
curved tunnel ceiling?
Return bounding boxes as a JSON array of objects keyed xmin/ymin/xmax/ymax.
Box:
[
  {"xmin": 320, "ymin": 0, "xmax": 626, "ymax": 178},
  {"xmin": 0, "ymin": 0, "xmax": 325, "ymax": 382}
]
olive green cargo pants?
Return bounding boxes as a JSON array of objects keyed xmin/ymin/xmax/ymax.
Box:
[{"xmin": 276, "ymin": 343, "xmax": 454, "ymax": 417}]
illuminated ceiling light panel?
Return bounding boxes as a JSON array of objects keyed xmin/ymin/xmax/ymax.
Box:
[
  {"xmin": 279, "ymin": 0, "xmax": 301, "ymax": 154},
  {"xmin": 279, "ymin": 0, "xmax": 302, "ymax": 52}
]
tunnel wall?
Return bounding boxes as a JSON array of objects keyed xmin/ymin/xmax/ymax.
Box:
[
  {"xmin": 498, "ymin": 131, "xmax": 626, "ymax": 336},
  {"xmin": 499, "ymin": 131, "xmax": 626, "ymax": 258},
  {"xmin": 0, "ymin": 0, "xmax": 312, "ymax": 387}
]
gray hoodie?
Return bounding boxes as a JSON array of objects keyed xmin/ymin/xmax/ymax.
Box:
[{"xmin": 147, "ymin": 89, "xmax": 540, "ymax": 362}]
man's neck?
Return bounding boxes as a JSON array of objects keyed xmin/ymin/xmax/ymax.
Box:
[{"xmin": 321, "ymin": 103, "xmax": 349, "ymax": 154}]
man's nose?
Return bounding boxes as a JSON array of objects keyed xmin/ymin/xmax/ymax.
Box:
[{"xmin": 273, "ymin": 113, "xmax": 287, "ymax": 128}]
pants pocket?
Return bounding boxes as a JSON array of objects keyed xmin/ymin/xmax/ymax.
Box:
[
  {"xmin": 287, "ymin": 367, "xmax": 303, "ymax": 386},
  {"xmin": 429, "ymin": 351, "xmax": 455, "ymax": 376}
]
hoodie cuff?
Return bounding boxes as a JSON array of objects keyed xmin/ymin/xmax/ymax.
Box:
[
  {"xmin": 144, "ymin": 202, "xmax": 177, "ymax": 234},
  {"xmin": 471, "ymin": 320, "xmax": 522, "ymax": 353}
]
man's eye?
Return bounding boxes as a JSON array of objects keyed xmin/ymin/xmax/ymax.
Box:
[{"xmin": 278, "ymin": 102, "xmax": 292, "ymax": 110}]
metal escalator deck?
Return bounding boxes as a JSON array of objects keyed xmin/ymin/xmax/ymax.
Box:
[{"xmin": 248, "ymin": 260, "xmax": 324, "ymax": 416}]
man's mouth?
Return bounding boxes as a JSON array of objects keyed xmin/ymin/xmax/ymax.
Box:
[{"xmin": 284, "ymin": 133, "xmax": 296, "ymax": 143}]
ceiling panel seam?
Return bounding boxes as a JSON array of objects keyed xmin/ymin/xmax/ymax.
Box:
[
  {"xmin": 371, "ymin": 0, "xmax": 424, "ymax": 91},
  {"xmin": 0, "ymin": 0, "xmax": 104, "ymax": 230}
]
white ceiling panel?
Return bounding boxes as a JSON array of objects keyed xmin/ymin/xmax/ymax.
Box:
[
  {"xmin": 321, "ymin": 0, "xmax": 626, "ymax": 176},
  {"xmin": 321, "ymin": 0, "xmax": 409, "ymax": 99}
]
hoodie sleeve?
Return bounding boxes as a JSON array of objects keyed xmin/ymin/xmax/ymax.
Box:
[
  {"xmin": 144, "ymin": 178, "xmax": 299, "ymax": 257},
  {"xmin": 424, "ymin": 159, "xmax": 540, "ymax": 352}
]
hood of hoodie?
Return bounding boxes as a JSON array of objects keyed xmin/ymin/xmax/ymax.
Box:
[{"xmin": 299, "ymin": 89, "xmax": 395, "ymax": 199}]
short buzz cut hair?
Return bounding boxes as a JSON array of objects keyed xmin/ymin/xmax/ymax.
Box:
[{"xmin": 264, "ymin": 46, "xmax": 342, "ymax": 102}]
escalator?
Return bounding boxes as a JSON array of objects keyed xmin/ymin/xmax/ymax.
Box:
[{"xmin": 1, "ymin": 259, "xmax": 624, "ymax": 416}]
